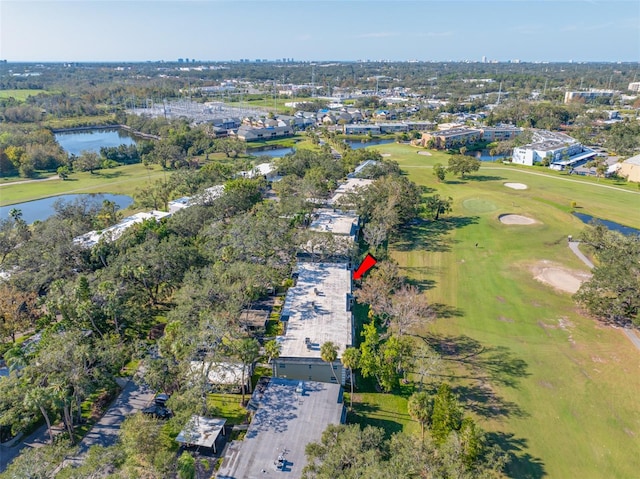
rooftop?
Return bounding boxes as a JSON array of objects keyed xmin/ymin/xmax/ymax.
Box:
[
  {"xmin": 176, "ymin": 416, "xmax": 227, "ymax": 451},
  {"xmin": 279, "ymin": 262, "xmax": 352, "ymax": 359},
  {"xmin": 623, "ymin": 154, "xmax": 640, "ymax": 166},
  {"xmin": 189, "ymin": 361, "xmax": 249, "ymax": 387},
  {"xmin": 308, "ymin": 209, "xmax": 359, "ymax": 238},
  {"xmin": 329, "ymin": 178, "xmax": 374, "ymax": 204},
  {"xmin": 73, "ymin": 210, "xmax": 170, "ymax": 248},
  {"xmin": 216, "ymin": 378, "xmax": 344, "ymax": 479},
  {"xmin": 429, "ymin": 127, "xmax": 482, "ymax": 138}
]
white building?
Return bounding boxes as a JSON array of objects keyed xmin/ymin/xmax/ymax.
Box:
[
  {"xmin": 512, "ymin": 130, "xmax": 596, "ymax": 170},
  {"xmin": 73, "ymin": 210, "xmax": 170, "ymax": 248},
  {"xmin": 168, "ymin": 185, "xmax": 224, "ymax": 214}
]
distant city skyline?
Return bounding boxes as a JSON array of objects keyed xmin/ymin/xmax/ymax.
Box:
[{"xmin": 1, "ymin": 0, "xmax": 639, "ymax": 63}]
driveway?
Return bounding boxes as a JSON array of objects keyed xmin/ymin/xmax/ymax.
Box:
[{"xmin": 75, "ymin": 377, "xmax": 154, "ymax": 455}]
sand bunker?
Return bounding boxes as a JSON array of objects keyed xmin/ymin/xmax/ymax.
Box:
[
  {"xmin": 499, "ymin": 214, "xmax": 537, "ymax": 225},
  {"xmin": 531, "ymin": 260, "xmax": 592, "ymax": 294},
  {"xmin": 504, "ymin": 183, "xmax": 528, "ymax": 190},
  {"xmin": 417, "ymin": 151, "xmax": 432, "ymax": 156},
  {"xmin": 381, "ymin": 153, "xmax": 391, "ymax": 157}
]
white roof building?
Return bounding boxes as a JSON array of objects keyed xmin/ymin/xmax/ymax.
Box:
[
  {"xmin": 168, "ymin": 185, "xmax": 225, "ymax": 214},
  {"xmin": 328, "ymin": 178, "xmax": 374, "ymax": 205},
  {"xmin": 308, "ymin": 209, "xmax": 359, "ymax": 239},
  {"xmin": 73, "ymin": 210, "xmax": 170, "ymax": 248},
  {"xmin": 278, "ymin": 262, "xmax": 353, "ymax": 362},
  {"xmin": 512, "ymin": 130, "xmax": 596, "ymax": 169}
]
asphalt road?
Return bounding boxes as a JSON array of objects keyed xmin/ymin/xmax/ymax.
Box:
[{"xmin": 75, "ymin": 377, "xmax": 154, "ymax": 455}]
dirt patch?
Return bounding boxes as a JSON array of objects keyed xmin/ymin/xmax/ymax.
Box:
[
  {"xmin": 538, "ymin": 380, "xmax": 554, "ymax": 389},
  {"xmin": 497, "ymin": 316, "xmax": 514, "ymax": 323},
  {"xmin": 499, "ymin": 214, "xmax": 537, "ymax": 225},
  {"xmin": 496, "ymin": 296, "xmax": 505, "ymax": 303},
  {"xmin": 381, "ymin": 153, "xmax": 391, "ymax": 157},
  {"xmin": 531, "ymin": 260, "xmax": 592, "ymax": 294},
  {"xmin": 504, "ymin": 182, "xmax": 528, "ymax": 190},
  {"xmin": 417, "ymin": 151, "xmax": 432, "ymax": 156}
]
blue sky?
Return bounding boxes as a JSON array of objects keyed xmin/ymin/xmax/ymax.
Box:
[{"xmin": 1, "ymin": 0, "xmax": 639, "ymax": 62}]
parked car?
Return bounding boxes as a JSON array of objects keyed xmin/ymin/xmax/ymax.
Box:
[{"xmin": 143, "ymin": 393, "xmax": 172, "ymax": 419}]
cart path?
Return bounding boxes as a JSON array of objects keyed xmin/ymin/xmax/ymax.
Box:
[{"xmin": 401, "ymin": 165, "xmax": 640, "ymax": 195}]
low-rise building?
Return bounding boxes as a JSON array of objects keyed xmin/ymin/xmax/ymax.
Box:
[
  {"xmin": 274, "ymin": 262, "xmax": 353, "ymax": 385},
  {"xmin": 512, "ymin": 130, "xmax": 596, "ymax": 169},
  {"xmin": 168, "ymin": 185, "xmax": 225, "ymax": 214},
  {"xmin": 217, "ymin": 377, "xmax": 345, "ymax": 479},
  {"xmin": 73, "ymin": 210, "xmax": 170, "ymax": 248},
  {"xmin": 481, "ymin": 125, "xmax": 522, "ymax": 142},
  {"xmin": 343, "ymin": 124, "xmax": 381, "ymax": 135},
  {"xmin": 618, "ymin": 154, "xmax": 640, "ymax": 183},
  {"xmin": 564, "ymin": 89, "xmax": 616, "ymax": 103},
  {"xmin": 421, "ymin": 127, "xmax": 483, "ymax": 149},
  {"xmin": 236, "ymin": 126, "xmax": 293, "ymax": 142},
  {"xmin": 329, "ymin": 177, "xmax": 374, "ymax": 204}
]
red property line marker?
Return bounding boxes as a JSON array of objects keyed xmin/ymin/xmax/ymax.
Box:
[{"xmin": 353, "ymin": 253, "xmax": 377, "ymax": 280}]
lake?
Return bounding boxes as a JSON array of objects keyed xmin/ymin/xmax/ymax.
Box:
[
  {"xmin": 0, "ymin": 193, "xmax": 133, "ymax": 225},
  {"xmin": 573, "ymin": 212, "xmax": 640, "ymax": 236},
  {"xmin": 55, "ymin": 128, "xmax": 139, "ymax": 156}
]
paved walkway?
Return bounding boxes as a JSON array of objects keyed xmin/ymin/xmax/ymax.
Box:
[
  {"xmin": 0, "ymin": 175, "xmax": 59, "ymax": 187},
  {"xmin": 567, "ymin": 241, "xmax": 640, "ymax": 351},
  {"xmin": 568, "ymin": 241, "xmax": 594, "ymax": 269}
]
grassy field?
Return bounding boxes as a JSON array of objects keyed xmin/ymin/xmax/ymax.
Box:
[
  {"xmin": 0, "ymin": 89, "xmax": 45, "ymax": 101},
  {"xmin": 0, "ymin": 164, "xmax": 167, "ymax": 207},
  {"xmin": 359, "ymin": 143, "xmax": 640, "ymax": 478}
]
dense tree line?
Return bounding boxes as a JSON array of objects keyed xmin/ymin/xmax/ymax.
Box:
[{"xmin": 574, "ymin": 224, "xmax": 640, "ymax": 326}]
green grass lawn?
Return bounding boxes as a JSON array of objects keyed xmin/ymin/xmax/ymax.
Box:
[
  {"xmin": 361, "ymin": 143, "xmax": 640, "ymax": 478},
  {"xmin": 207, "ymin": 393, "xmax": 249, "ymax": 425},
  {"xmin": 0, "ymin": 89, "xmax": 46, "ymax": 101},
  {"xmin": 0, "ymin": 163, "xmax": 168, "ymax": 207}
]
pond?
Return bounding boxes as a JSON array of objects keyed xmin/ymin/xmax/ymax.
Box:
[
  {"xmin": 55, "ymin": 128, "xmax": 139, "ymax": 156},
  {"xmin": 250, "ymin": 138, "xmax": 395, "ymax": 158},
  {"xmin": 466, "ymin": 149, "xmax": 509, "ymax": 162},
  {"xmin": 0, "ymin": 193, "xmax": 133, "ymax": 225},
  {"xmin": 573, "ymin": 212, "xmax": 640, "ymax": 236}
]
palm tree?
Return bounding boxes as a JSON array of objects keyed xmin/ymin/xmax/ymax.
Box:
[
  {"xmin": 407, "ymin": 391, "xmax": 432, "ymax": 442},
  {"xmin": 320, "ymin": 341, "xmax": 339, "ymax": 384},
  {"xmin": 340, "ymin": 347, "xmax": 360, "ymax": 408}
]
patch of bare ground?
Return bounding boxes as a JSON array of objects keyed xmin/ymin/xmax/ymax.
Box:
[{"xmin": 497, "ymin": 316, "xmax": 514, "ymax": 323}]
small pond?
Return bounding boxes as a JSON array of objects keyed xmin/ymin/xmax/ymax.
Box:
[
  {"xmin": 573, "ymin": 212, "xmax": 640, "ymax": 236},
  {"xmin": 250, "ymin": 138, "xmax": 395, "ymax": 158},
  {"xmin": 465, "ymin": 149, "xmax": 509, "ymax": 162},
  {"xmin": 0, "ymin": 193, "xmax": 133, "ymax": 225},
  {"xmin": 55, "ymin": 128, "xmax": 139, "ymax": 156}
]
